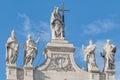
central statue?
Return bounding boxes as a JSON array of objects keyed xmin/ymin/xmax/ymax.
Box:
[{"xmin": 51, "ymin": 7, "xmax": 64, "ymax": 39}]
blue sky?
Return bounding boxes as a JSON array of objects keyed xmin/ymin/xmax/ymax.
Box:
[{"xmin": 0, "ymin": 0, "xmax": 120, "ymax": 80}]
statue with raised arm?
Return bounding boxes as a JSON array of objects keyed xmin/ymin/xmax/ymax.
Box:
[
  {"xmin": 50, "ymin": 7, "xmax": 64, "ymax": 40},
  {"xmin": 6, "ymin": 30, "xmax": 19, "ymax": 64},
  {"xmin": 101, "ymin": 40, "xmax": 116, "ymax": 71},
  {"xmin": 24, "ymin": 34, "xmax": 40, "ymax": 65},
  {"xmin": 82, "ymin": 40, "xmax": 98, "ymax": 71}
]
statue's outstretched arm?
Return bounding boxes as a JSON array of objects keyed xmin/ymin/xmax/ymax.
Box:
[{"xmin": 35, "ymin": 37, "xmax": 40, "ymax": 44}]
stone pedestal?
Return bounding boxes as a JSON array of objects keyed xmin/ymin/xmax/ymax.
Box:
[
  {"xmin": 89, "ymin": 70, "xmax": 100, "ymax": 80},
  {"xmin": 24, "ymin": 65, "xmax": 33, "ymax": 80},
  {"xmin": 6, "ymin": 64, "xmax": 17, "ymax": 80},
  {"xmin": 105, "ymin": 70, "xmax": 115, "ymax": 80},
  {"xmin": 41, "ymin": 39, "xmax": 76, "ymax": 72},
  {"xmin": 36, "ymin": 39, "xmax": 90, "ymax": 80}
]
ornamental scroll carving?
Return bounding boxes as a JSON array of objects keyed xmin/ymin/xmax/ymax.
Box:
[{"xmin": 45, "ymin": 54, "xmax": 75, "ymax": 72}]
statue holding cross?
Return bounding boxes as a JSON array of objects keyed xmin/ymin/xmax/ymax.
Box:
[{"xmin": 50, "ymin": 3, "xmax": 69, "ymax": 40}]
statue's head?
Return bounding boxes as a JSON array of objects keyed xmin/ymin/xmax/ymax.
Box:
[
  {"xmin": 89, "ymin": 40, "xmax": 93, "ymax": 45},
  {"xmin": 106, "ymin": 39, "xmax": 111, "ymax": 44},
  {"xmin": 28, "ymin": 34, "xmax": 32, "ymax": 40},
  {"xmin": 11, "ymin": 30, "xmax": 15, "ymax": 38},
  {"xmin": 55, "ymin": 7, "xmax": 59, "ymax": 14}
]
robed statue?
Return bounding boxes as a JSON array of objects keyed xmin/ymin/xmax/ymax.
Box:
[
  {"xmin": 51, "ymin": 7, "xmax": 64, "ymax": 39},
  {"xmin": 6, "ymin": 30, "xmax": 19, "ymax": 64},
  {"xmin": 24, "ymin": 35, "xmax": 40, "ymax": 65},
  {"xmin": 101, "ymin": 40, "xmax": 116, "ymax": 71},
  {"xmin": 82, "ymin": 40, "xmax": 99, "ymax": 71}
]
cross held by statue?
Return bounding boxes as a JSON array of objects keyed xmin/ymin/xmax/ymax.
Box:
[{"xmin": 59, "ymin": 3, "xmax": 70, "ymax": 23}]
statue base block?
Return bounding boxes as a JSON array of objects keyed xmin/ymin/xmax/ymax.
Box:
[
  {"xmin": 24, "ymin": 66, "xmax": 33, "ymax": 80},
  {"xmin": 6, "ymin": 64, "xmax": 17, "ymax": 80},
  {"xmin": 105, "ymin": 70, "xmax": 115, "ymax": 80},
  {"xmin": 89, "ymin": 70, "xmax": 100, "ymax": 80}
]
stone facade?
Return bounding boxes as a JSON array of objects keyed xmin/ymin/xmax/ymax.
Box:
[
  {"xmin": 6, "ymin": 39, "xmax": 115, "ymax": 80},
  {"xmin": 6, "ymin": 5, "xmax": 116, "ymax": 80}
]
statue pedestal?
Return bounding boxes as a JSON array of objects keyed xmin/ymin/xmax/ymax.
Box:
[
  {"xmin": 36, "ymin": 39, "xmax": 90, "ymax": 80},
  {"xmin": 6, "ymin": 64, "xmax": 17, "ymax": 80},
  {"xmin": 105, "ymin": 70, "xmax": 115, "ymax": 80},
  {"xmin": 89, "ymin": 70, "xmax": 100, "ymax": 80},
  {"xmin": 24, "ymin": 65, "xmax": 33, "ymax": 80},
  {"xmin": 41, "ymin": 39, "xmax": 76, "ymax": 72}
]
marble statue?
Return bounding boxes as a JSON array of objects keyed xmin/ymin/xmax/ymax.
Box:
[
  {"xmin": 82, "ymin": 40, "xmax": 98, "ymax": 71},
  {"xmin": 6, "ymin": 30, "xmax": 19, "ymax": 64},
  {"xmin": 51, "ymin": 7, "xmax": 64, "ymax": 39},
  {"xmin": 101, "ymin": 40, "xmax": 116, "ymax": 71},
  {"xmin": 24, "ymin": 35, "xmax": 40, "ymax": 65}
]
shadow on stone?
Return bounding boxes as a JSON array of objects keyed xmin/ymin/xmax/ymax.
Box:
[{"xmin": 33, "ymin": 69, "xmax": 50, "ymax": 80}]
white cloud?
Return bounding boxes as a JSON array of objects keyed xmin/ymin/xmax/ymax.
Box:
[
  {"xmin": 18, "ymin": 14, "xmax": 51, "ymax": 42},
  {"xmin": 83, "ymin": 19, "xmax": 117, "ymax": 35},
  {"xmin": 18, "ymin": 14, "xmax": 31, "ymax": 32}
]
